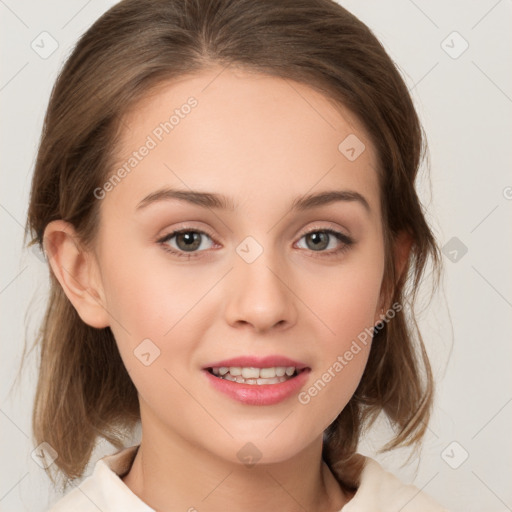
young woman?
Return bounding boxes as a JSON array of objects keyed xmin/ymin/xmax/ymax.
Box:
[{"xmin": 26, "ymin": 0, "xmax": 447, "ymax": 510}]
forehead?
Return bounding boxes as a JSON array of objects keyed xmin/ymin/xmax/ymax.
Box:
[{"xmin": 107, "ymin": 66, "xmax": 380, "ymax": 217}]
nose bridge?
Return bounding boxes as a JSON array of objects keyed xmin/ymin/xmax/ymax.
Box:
[{"xmin": 224, "ymin": 235, "xmax": 297, "ymax": 331}]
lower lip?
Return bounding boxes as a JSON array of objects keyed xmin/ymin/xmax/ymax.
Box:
[{"xmin": 203, "ymin": 369, "xmax": 311, "ymax": 406}]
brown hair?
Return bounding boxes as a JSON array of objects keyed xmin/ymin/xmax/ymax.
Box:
[{"xmin": 23, "ymin": 0, "xmax": 442, "ymax": 493}]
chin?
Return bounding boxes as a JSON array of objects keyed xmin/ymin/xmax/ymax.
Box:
[{"xmin": 218, "ymin": 432, "xmax": 318, "ymax": 467}]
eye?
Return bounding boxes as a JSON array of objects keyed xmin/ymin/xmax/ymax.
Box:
[
  {"xmin": 157, "ymin": 226, "xmax": 354, "ymax": 259},
  {"xmin": 157, "ymin": 229, "xmax": 215, "ymax": 258},
  {"xmin": 296, "ymin": 228, "xmax": 354, "ymax": 257}
]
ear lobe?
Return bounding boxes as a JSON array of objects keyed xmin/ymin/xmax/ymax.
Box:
[{"xmin": 43, "ymin": 220, "xmax": 110, "ymax": 329}]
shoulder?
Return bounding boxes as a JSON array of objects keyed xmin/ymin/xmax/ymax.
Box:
[
  {"xmin": 341, "ymin": 455, "xmax": 450, "ymax": 512},
  {"xmin": 47, "ymin": 445, "xmax": 153, "ymax": 512}
]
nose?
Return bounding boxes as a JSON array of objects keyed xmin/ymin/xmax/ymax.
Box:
[{"xmin": 224, "ymin": 249, "xmax": 298, "ymax": 333}]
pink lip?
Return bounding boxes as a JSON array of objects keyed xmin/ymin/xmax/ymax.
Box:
[
  {"xmin": 203, "ymin": 367, "xmax": 311, "ymax": 406},
  {"xmin": 203, "ymin": 355, "xmax": 309, "ymax": 370},
  {"xmin": 202, "ymin": 355, "xmax": 311, "ymax": 406}
]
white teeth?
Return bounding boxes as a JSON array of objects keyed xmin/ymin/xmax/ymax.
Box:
[
  {"xmin": 241, "ymin": 367, "xmax": 260, "ymax": 379},
  {"xmin": 259, "ymin": 367, "xmax": 276, "ymax": 378},
  {"xmin": 257, "ymin": 377, "xmax": 279, "ymax": 385},
  {"xmin": 209, "ymin": 365, "xmax": 300, "ymax": 384},
  {"xmin": 224, "ymin": 375, "xmax": 288, "ymax": 385}
]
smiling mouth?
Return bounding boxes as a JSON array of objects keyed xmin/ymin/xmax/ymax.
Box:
[{"xmin": 206, "ymin": 366, "xmax": 307, "ymax": 385}]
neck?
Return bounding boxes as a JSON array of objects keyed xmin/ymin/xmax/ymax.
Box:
[{"xmin": 122, "ymin": 415, "xmax": 352, "ymax": 512}]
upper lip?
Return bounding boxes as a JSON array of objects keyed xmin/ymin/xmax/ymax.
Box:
[{"xmin": 203, "ymin": 355, "xmax": 309, "ymax": 371}]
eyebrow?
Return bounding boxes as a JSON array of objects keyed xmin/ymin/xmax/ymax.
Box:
[{"xmin": 136, "ymin": 187, "xmax": 371, "ymax": 214}]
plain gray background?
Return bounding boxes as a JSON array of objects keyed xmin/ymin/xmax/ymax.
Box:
[{"xmin": 1, "ymin": 1, "xmax": 511, "ymax": 510}]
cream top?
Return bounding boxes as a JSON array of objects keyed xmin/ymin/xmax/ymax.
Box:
[{"xmin": 47, "ymin": 445, "xmax": 449, "ymax": 511}]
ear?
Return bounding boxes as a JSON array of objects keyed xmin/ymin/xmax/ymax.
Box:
[
  {"xmin": 394, "ymin": 230, "xmax": 413, "ymax": 281},
  {"xmin": 43, "ymin": 220, "xmax": 110, "ymax": 328},
  {"xmin": 374, "ymin": 230, "xmax": 412, "ymax": 324}
]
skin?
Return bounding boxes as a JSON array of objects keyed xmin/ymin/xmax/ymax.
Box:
[{"xmin": 44, "ymin": 65, "xmax": 411, "ymax": 512}]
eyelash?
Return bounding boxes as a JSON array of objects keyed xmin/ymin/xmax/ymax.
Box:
[{"xmin": 156, "ymin": 226, "xmax": 354, "ymax": 260}]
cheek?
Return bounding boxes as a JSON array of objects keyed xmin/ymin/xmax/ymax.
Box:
[
  {"xmin": 297, "ymin": 245, "xmax": 383, "ymax": 419},
  {"xmin": 98, "ymin": 240, "xmax": 220, "ymax": 384},
  {"xmin": 309, "ymin": 247, "xmax": 385, "ymax": 342},
  {"xmin": 99, "ymin": 251, "xmax": 196, "ymax": 405},
  {"xmin": 103, "ymin": 265, "xmax": 168, "ymax": 336},
  {"xmin": 297, "ymin": 274, "xmax": 378, "ymax": 430},
  {"xmin": 99, "ymin": 241, "xmax": 202, "ymax": 337},
  {"xmin": 299, "ymin": 345, "xmax": 370, "ymax": 419}
]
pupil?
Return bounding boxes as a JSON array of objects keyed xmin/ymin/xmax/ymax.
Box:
[
  {"xmin": 307, "ymin": 232, "xmax": 328, "ymax": 251},
  {"xmin": 178, "ymin": 232, "xmax": 200, "ymax": 251}
]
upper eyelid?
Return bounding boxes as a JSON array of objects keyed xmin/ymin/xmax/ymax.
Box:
[
  {"xmin": 158, "ymin": 226, "xmax": 217, "ymax": 243},
  {"xmin": 158, "ymin": 224, "xmax": 352, "ymax": 248}
]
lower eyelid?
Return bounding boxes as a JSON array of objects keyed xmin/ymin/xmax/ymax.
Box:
[
  {"xmin": 158, "ymin": 229, "xmax": 216, "ymax": 251},
  {"xmin": 158, "ymin": 228, "xmax": 353, "ymax": 257},
  {"xmin": 298, "ymin": 233, "xmax": 353, "ymax": 257}
]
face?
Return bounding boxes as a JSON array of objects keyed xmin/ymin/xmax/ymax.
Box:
[{"xmin": 92, "ymin": 65, "xmax": 385, "ymax": 465}]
